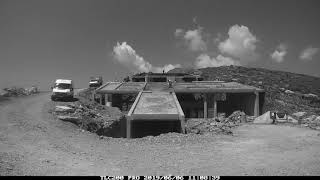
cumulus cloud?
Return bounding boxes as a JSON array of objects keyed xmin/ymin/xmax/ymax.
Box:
[
  {"xmin": 270, "ymin": 44, "xmax": 287, "ymax": 63},
  {"xmin": 195, "ymin": 54, "xmax": 240, "ymax": 68},
  {"xmin": 299, "ymin": 47, "xmax": 319, "ymax": 61},
  {"xmin": 174, "ymin": 23, "xmax": 261, "ymax": 68},
  {"xmin": 218, "ymin": 25, "xmax": 258, "ymax": 64},
  {"xmin": 174, "ymin": 27, "xmax": 207, "ymax": 52},
  {"xmin": 113, "ymin": 42, "xmax": 181, "ymax": 73}
]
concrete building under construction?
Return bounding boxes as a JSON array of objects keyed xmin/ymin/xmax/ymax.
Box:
[{"xmin": 95, "ymin": 72, "xmax": 265, "ymax": 138}]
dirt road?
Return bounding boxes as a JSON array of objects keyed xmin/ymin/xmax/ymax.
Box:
[{"xmin": 1, "ymin": 93, "xmax": 320, "ymax": 175}]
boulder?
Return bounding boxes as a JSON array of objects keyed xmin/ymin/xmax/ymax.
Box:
[{"xmin": 253, "ymin": 111, "xmax": 274, "ymax": 124}]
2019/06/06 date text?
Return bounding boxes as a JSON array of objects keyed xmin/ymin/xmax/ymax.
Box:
[{"xmin": 101, "ymin": 176, "xmax": 220, "ymax": 180}]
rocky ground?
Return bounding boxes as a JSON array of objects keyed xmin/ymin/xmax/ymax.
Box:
[
  {"xmin": 1, "ymin": 93, "xmax": 320, "ymax": 175},
  {"xmin": 0, "ymin": 86, "xmax": 39, "ymax": 97},
  {"xmin": 2, "ymin": 65, "xmax": 320, "ymax": 175}
]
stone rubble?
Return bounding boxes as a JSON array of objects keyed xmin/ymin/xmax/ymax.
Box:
[
  {"xmin": 1, "ymin": 86, "xmax": 39, "ymax": 97},
  {"xmin": 51, "ymin": 99, "xmax": 124, "ymax": 137},
  {"xmin": 301, "ymin": 115, "xmax": 320, "ymax": 130},
  {"xmin": 186, "ymin": 110, "xmax": 246, "ymax": 135},
  {"xmin": 292, "ymin": 112, "xmax": 307, "ymax": 118}
]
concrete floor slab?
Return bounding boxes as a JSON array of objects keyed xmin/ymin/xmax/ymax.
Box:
[{"xmin": 134, "ymin": 92, "xmax": 178, "ymax": 115}]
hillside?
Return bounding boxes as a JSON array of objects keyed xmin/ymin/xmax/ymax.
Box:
[{"xmin": 169, "ymin": 66, "xmax": 320, "ymax": 115}]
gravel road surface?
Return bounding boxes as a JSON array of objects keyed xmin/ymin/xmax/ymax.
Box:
[{"xmin": 1, "ymin": 93, "xmax": 320, "ymax": 175}]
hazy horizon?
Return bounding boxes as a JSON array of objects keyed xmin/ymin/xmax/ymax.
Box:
[{"xmin": 1, "ymin": 0, "xmax": 319, "ymax": 90}]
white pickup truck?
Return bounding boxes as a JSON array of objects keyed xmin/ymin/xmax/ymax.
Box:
[
  {"xmin": 89, "ymin": 76, "xmax": 103, "ymax": 88},
  {"xmin": 51, "ymin": 79, "xmax": 74, "ymax": 101}
]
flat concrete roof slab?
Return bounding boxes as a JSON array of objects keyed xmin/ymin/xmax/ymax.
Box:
[
  {"xmin": 117, "ymin": 82, "xmax": 145, "ymax": 91},
  {"xmin": 144, "ymin": 82, "xmax": 170, "ymax": 91},
  {"xmin": 97, "ymin": 82, "xmax": 145, "ymax": 93},
  {"xmin": 99, "ymin": 82, "xmax": 122, "ymax": 91},
  {"xmin": 173, "ymin": 81, "xmax": 263, "ymax": 92},
  {"xmin": 97, "ymin": 81, "xmax": 263, "ymax": 94},
  {"xmin": 133, "ymin": 92, "xmax": 178, "ymax": 115}
]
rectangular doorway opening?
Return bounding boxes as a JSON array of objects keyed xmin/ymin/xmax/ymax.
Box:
[{"xmin": 131, "ymin": 120, "xmax": 181, "ymax": 138}]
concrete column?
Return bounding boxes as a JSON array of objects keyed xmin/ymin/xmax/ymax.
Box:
[
  {"xmin": 99, "ymin": 94, "xmax": 103, "ymax": 105},
  {"xmin": 91, "ymin": 91, "xmax": 95, "ymax": 102},
  {"xmin": 126, "ymin": 118, "xmax": 131, "ymax": 138},
  {"xmin": 254, "ymin": 91, "xmax": 260, "ymax": 116},
  {"xmin": 145, "ymin": 74, "xmax": 148, "ymax": 82},
  {"xmin": 105, "ymin": 94, "xmax": 109, "ymax": 106},
  {"xmin": 204, "ymin": 94, "xmax": 208, "ymax": 119},
  {"xmin": 120, "ymin": 117, "xmax": 126, "ymax": 137},
  {"xmin": 213, "ymin": 98, "xmax": 217, "ymax": 118},
  {"xmin": 105, "ymin": 94, "xmax": 112, "ymax": 107},
  {"xmin": 180, "ymin": 118, "xmax": 185, "ymax": 134},
  {"xmin": 106, "ymin": 94, "xmax": 112, "ymax": 107}
]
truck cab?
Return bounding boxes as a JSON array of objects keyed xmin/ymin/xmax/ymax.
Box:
[
  {"xmin": 89, "ymin": 76, "xmax": 103, "ymax": 88},
  {"xmin": 51, "ymin": 79, "xmax": 74, "ymax": 101}
]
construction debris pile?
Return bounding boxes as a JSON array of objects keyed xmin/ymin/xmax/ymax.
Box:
[
  {"xmin": 51, "ymin": 98, "xmax": 124, "ymax": 137},
  {"xmin": 291, "ymin": 112, "xmax": 320, "ymax": 130},
  {"xmin": 186, "ymin": 111, "xmax": 246, "ymax": 135},
  {"xmin": 1, "ymin": 86, "xmax": 39, "ymax": 97}
]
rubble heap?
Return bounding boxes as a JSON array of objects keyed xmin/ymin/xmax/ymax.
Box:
[
  {"xmin": 186, "ymin": 110, "xmax": 246, "ymax": 135},
  {"xmin": 291, "ymin": 112, "xmax": 320, "ymax": 130},
  {"xmin": 1, "ymin": 86, "xmax": 39, "ymax": 97},
  {"xmin": 51, "ymin": 99, "xmax": 124, "ymax": 137}
]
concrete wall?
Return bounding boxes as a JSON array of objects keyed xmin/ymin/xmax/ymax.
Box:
[{"xmin": 218, "ymin": 93, "xmax": 256, "ymax": 116}]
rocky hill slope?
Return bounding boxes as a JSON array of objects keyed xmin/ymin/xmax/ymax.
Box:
[{"xmin": 169, "ymin": 66, "xmax": 320, "ymax": 115}]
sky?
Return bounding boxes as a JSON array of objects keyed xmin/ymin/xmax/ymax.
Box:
[{"xmin": 0, "ymin": 0, "xmax": 319, "ymax": 90}]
